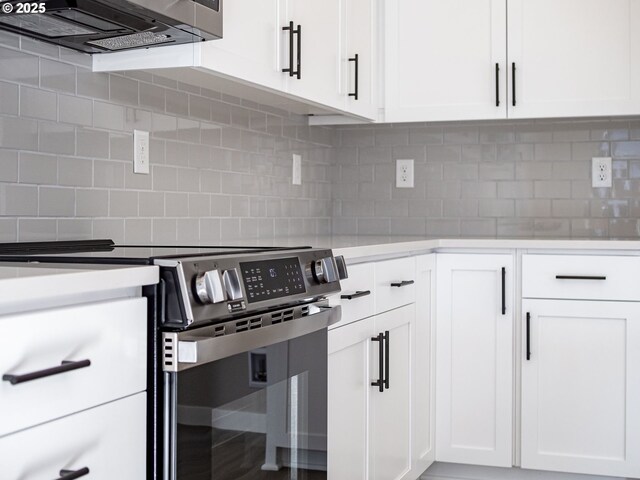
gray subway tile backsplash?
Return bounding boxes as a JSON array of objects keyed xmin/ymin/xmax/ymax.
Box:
[{"xmin": 2, "ymin": 31, "xmax": 640, "ymax": 240}]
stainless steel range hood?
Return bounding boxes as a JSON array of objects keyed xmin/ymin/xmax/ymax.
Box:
[{"xmin": 0, "ymin": 0, "xmax": 222, "ymax": 54}]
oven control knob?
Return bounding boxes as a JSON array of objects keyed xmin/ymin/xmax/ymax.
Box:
[
  {"xmin": 223, "ymin": 268, "xmax": 243, "ymax": 301},
  {"xmin": 334, "ymin": 255, "xmax": 348, "ymax": 280},
  {"xmin": 195, "ymin": 270, "xmax": 226, "ymax": 304},
  {"xmin": 313, "ymin": 257, "xmax": 339, "ymax": 284}
]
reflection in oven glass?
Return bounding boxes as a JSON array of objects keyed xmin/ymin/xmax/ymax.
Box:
[{"xmin": 175, "ymin": 330, "xmax": 327, "ymax": 479}]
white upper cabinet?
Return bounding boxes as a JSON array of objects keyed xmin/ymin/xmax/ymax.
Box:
[
  {"xmin": 384, "ymin": 0, "xmax": 640, "ymax": 122},
  {"xmin": 343, "ymin": 0, "xmax": 378, "ymax": 119},
  {"xmin": 281, "ymin": 0, "xmax": 343, "ymax": 111},
  {"xmin": 199, "ymin": 0, "xmax": 285, "ymax": 91},
  {"xmin": 508, "ymin": 0, "xmax": 640, "ymax": 119},
  {"xmin": 385, "ymin": 0, "xmax": 507, "ymax": 122}
]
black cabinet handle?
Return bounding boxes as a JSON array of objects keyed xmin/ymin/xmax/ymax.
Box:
[
  {"xmin": 3, "ymin": 359, "xmax": 91, "ymax": 385},
  {"xmin": 341, "ymin": 290, "xmax": 371, "ymax": 300},
  {"xmin": 55, "ymin": 467, "xmax": 90, "ymax": 480},
  {"xmin": 501, "ymin": 267, "xmax": 506, "ymax": 315},
  {"xmin": 282, "ymin": 21, "xmax": 294, "ymax": 77},
  {"xmin": 555, "ymin": 275, "xmax": 606, "ymax": 281},
  {"xmin": 495, "ymin": 63, "xmax": 500, "ymax": 107},
  {"xmin": 371, "ymin": 333, "xmax": 384, "ymax": 393},
  {"xmin": 525, "ymin": 312, "xmax": 531, "ymax": 361},
  {"xmin": 384, "ymin": 330, "xmax": 390, "ymax": 390},
  {"xmin": 390, "ymin": 280, "xmax": 414, "ymax": 288},
  {"xmin": 349, "ymin": 54, "xmax": 359, "ymax": 100},
  {"xmin": 511, "ymin": 62, "xmax": 516, "ymax": 106},
  {"xmin": 282, "ymin": 22, "xmax": 301, "ymax": 79}
]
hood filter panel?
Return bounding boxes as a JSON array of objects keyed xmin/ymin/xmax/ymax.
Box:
[
  {"xmin": 0, "ymin": 13, "xmax": 97, "ymax": 37},
  {"xmin": 86, "ymin": 31, "xmax": 171, "ymax": 50}
]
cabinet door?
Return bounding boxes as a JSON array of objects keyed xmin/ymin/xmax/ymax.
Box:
[
  {"xmin": 521, "ymin": 300, "xmax": 640, "ymax": 478},
  {"xmin": 508, "ymin": 0, "xmax": 640, "ymax": 118},
  {"xmin": 1, "ymin": 393, "xmax": 146, "ymax": 480},
  {"xmin": 199, "ymin": 0, "xmax": 286, "ymax": 91},
  {"xmin": 328, "ymin": 316, "xmax": 376, "ymax": 480},
  {"xmin": 371, "ymin": 304, "xmax": 414, "ymax": 480},
  {"xmin": 412, "ymin": 255, "xmax": 436, "ymax": 477},
  {"xmin": 435, "ymin": 254, "xmax": 513, "ymax": 467},
  {"xmin": 344, "ymin": 0, "xmax": 377, "ymax": 119},
  {"xmin": 385, "ymin": 0, "xmax": 507, "ymax": 122},
  {"xmin": 283, "ymin": 0, "xmax": 344, "ymax": 110}
]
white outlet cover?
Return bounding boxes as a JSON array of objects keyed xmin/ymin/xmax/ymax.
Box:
[
  {"xmin": 396, "ymin": 159, "xmax": 414, "ymax": 188},
  {"xmin": 592, "ymin": 157, "xmax": 612, "ymax": 188},
  {"xmin": 292, "ymin": 154, "xmax": 302, "ymax": 185},
  {"xmin": 133, "ymin": 130, "xmax": 150, "ymax": 175}
]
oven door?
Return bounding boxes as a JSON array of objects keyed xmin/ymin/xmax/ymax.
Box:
[{"xmin": 163, "ymin": 304, "xmax": 340, "ymax": 480}]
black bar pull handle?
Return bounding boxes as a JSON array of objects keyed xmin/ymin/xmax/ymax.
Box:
[
  {"xmin": 555, "ymin": 275, "xmax": 607, "ymax": 281},
  {"xmin": 371, "ymin": 333, "xmax": 384, "ymax": 393},
  {"xmin": 390, "ymin": 280, "xmax": 414, "ymax": 288},
  {"xmin": 282, "ymin": 21, "xmax": 294, "ymax": 77},
  {"xmin": 349, "ymin": 54, "xmax": 359, "ymax": 100},
  {"xmin": 384, "ymin": 330, "xmax": 390, "ymax": 390},
  {"xmin": 295, "ymin": 24, "xmax": 302, "ymax": 79},
  {"xmin": 501, "ymin": 267, "xmax": 506, "ymax": 315},
  {"xmin": 3, "ymin": 359, "xmax": 91, "ymax": 385},
  {"xmin": 55, "ymin": 467, "xmax": 90, "ymax": 480},
  {"xmin": 495, "ymin": 63, "xmax": 500, "ymax": 107},
  {"xmin": 341, "ymin": 290, "xmax": 371, "ymax": 300},
  {"xmin": 525, "ymin": 312, "xmax": 531, "ymax": 361},
  {"xmin": 512, "ymin": 62, "xmax": 516, "ymax": 106}
]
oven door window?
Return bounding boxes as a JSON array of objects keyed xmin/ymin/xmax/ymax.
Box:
[{"xmin": 173, "ymin": 329, "xmax": 327, "ymax": 480}]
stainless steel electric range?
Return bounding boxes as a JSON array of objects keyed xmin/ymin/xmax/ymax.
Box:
[{"xmin": 0, "ymin": 240, "xmax": 346, "ymax": 480}]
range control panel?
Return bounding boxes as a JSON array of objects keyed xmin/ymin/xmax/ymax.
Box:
[{"xmin": 240, "ymin": 257, "xmax": 306, "ymax": 303}]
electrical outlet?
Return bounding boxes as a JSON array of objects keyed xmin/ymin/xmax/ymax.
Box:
[
  {"xmin": 396, "ymin": 159, "xmax": 414, "ymax": 188},
  {"xmin": 292, "ymin": 154, "xmax": 302, "ymax": 185},
  {"xmin": 133, "ymin": 130, "xmax": 150, "ymax": 175},
  {"xmin": 592, "ymin": 157, "xmax": 612, "ymax": 188}
]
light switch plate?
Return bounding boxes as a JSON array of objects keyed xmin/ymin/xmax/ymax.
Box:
[
  {"xmin": 396, "ymin": 159, "xmax": 414, "ymax": 188},
  {"xmin": 292, "ymin": 154, "xmax": 302, "ymax": 185},
  {"xmin": 133, "ymin": 130, "xmax": 150, "ymax": 175}
]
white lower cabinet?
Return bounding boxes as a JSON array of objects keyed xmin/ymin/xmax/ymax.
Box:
[
  {"xmin": 435, "ymin": 254, "xmax": 514, "ymax": 467},
  {"xmin": 371, "ymin": 305, "xmax": 414, "ymax": 480},
  {"xmin": 521, "ymin": 299, "xmax": 640, "ymax": 478},
  {"xmin": 0, "ymin": 393, "xmax": 146, "ymax": 480},
  {"xmin": 328, "ymin": 305, "xmax": 415, "ymax": 480},
  {"xmin": 328, "ymin": 316, "xmax": 375, "ymax": 479}
]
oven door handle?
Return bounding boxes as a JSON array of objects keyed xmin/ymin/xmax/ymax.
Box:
[{"xmin": 164, "ymin": 304, "xmax": 341, "ymax": 371}]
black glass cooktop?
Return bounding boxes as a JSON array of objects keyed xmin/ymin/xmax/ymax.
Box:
[{"xmin": 0, "ymin": 240, "xmax": 310, "ymax": 265}]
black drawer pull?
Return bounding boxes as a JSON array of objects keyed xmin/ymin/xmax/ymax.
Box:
[
  {"xmin": 512, "ymin": 62, "xmax": 516, "ymax": 106},
  {"xmin": 501, "ymin": 267, "xmax": 506, "ymax": 315},
  {"xmin": 341, "ymin": 290, "xmax": 371, "ymax": 300},
  {"xmin": 56, "ymin": 467, "xmax": 90, "ymax": 480},
  {"xmin": 383, "ymin": 330, "xmax": 390, "ymax": 390},
  {"xmin": 371, "ymin": 333, "xmax": 384, "ymax": 393},
  {"xmin": 3, "ymin": 359, "xmax": 91, "ymax": 385},
  {"xmin": 390, "ymin": 280, "xmax": 414, "ymax": 288},
  {"xmin": 555, "ymin": 275, "xmax": 606, "ymax": 281}
]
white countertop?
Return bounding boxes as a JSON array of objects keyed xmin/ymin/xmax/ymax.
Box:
[
  {"xmin": 0, "ymin": 263, "xmax": 159, "ymax": 307},
  {"xmin": 221, "ymin": 236, "xmax": 640, "ymax": 261}
]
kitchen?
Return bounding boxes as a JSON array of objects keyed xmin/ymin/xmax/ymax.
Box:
[{"xmin": 0, "ymin": 1, "xmax": 639, "ymax": 480}]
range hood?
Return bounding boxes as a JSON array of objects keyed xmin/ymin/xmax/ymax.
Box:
[{"xmin": 0, "ymin": 0, "xmax": 222, "ymax": 54}]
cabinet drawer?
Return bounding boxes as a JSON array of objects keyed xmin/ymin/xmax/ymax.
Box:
[
  {"xmin": 329, "ymin": 263, "xmax": 375, "ymax": 329},
  {"xmin": 0, "ymin": 297, "xmax": 147, "ymax": 436},
  {"xmin": 0, "ymin": 393, "xmax": 146, "ymax": 479},
  {"xmin": 375, "ymin": 257, "xmax": 416, "ymax": 314},
  {"xmin": 523, "ymin": 254, "xmax": 640, "ymax": 301}
]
